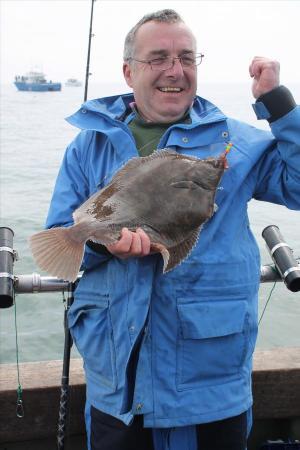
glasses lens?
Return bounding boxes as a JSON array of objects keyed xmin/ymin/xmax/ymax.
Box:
[
  {"xmin": 150, "ymin": 57, "xmax": 171, "ymax": 70},
  {"xmin": 182, "ymin": 55, "xmax": 200, "ymax": 66},
  {"xmin": 150, "ymin": 54, "xmax": 204, "ymax": 70}
]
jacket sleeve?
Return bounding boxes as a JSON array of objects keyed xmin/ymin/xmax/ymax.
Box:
[
  {"xmin": 251, "ymin": 86, "xmax": 300, "ymax": 208},
  {"xmin": 45, "ymin": 131, "xmax": 112, "ymax": 269}
]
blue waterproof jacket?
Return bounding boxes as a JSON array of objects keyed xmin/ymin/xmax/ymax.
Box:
[{"xmin": 46, "ymin": 91, "xmax": 300, "ymax": 430}]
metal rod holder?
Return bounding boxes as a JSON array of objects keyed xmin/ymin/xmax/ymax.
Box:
[
  {"xmin": 0, "ymin": 227, "xmax": 16, "ymax": 307},
  {"xmin": 262, "ymin": 225, "xmax": 300, "ymax": 292}
]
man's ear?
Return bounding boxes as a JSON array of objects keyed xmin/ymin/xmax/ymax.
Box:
[{"xmin": 123, "ymin": 62, "xmax": 133, "ymax": 88}]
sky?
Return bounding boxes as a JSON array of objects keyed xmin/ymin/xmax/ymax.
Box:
[{"xmin": 1, "ymin": 0, "xmax": 300, "ymax": 86}]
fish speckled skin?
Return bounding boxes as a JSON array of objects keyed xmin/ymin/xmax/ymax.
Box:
[{"xmin": 30, "ymin": 149, "xmax": 227, "ymax": 281}]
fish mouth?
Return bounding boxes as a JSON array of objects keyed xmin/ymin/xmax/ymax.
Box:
[{"xmin": 157, "ymin": 87, "xmax": 183, "ymax": 93}]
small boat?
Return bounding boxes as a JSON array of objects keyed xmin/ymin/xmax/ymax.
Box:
[
  {"xmin": 65, "ymin": 78, "xmax": 82, "ymax": 87},
  {"xmin": 14, "ymin": 71, "xmax": 61, "ymax": 92}
]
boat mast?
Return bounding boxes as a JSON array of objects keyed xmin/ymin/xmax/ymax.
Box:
[{"xmin": 84, "ymin": 0, "xmax": 96, "ymax": 102}]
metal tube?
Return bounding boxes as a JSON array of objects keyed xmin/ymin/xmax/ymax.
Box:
[
  {"xmin": 260, "ymin": 264, "xmax": 282, "ymax": 283},
  {"xmin": 14, "ymin": 274, "xmax": 70, "ymax": 293},
  {"xmin": 12, "ymin": 265, "xmax": 292, "ymax": 297}
]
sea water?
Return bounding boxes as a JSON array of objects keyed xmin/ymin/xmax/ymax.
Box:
[{"xmin": 0, "ymin": 81, "xmax": 300, "ymax": 364}]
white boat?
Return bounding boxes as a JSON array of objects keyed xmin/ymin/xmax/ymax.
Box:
[{"xmin": 65, "ymin": 78, "xmax": 82, "ymax": 87}]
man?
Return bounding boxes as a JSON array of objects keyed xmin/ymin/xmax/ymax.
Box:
[{"xmin": 46, "ymin": 9, "xmax": 300, "ymax": 450}]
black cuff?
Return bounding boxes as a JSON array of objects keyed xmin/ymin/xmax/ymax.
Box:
[
  {"xmin": 86, "ymin": 240, "xmax": 111, "ymax": 255},
  {"xmin": 255, "ymin": 85, "xmax": 296, "ymax": 123}
]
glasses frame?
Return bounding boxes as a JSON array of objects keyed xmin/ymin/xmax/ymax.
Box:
[{"xmin": 126, "ymin": 53, "xmax": 204, "ymax": 71}]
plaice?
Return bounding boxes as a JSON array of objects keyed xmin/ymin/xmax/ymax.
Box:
[{"xmin": 30, "ymin": 149, "xmax": 228, "ymax": 282}]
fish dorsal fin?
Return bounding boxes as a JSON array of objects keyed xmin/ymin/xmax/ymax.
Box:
[{"xmin": 151, "ymin": 227, "xmax": 201, "ymax": 273}]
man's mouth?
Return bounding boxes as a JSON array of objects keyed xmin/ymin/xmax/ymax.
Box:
[{"xmin": 158, "ymin": 87, "xmax": 183, "ymax": 93}]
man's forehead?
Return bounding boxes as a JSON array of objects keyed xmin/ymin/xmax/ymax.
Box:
[{"xmin": 134, "ymin": 21, "xmax": 197, "ymax": 54}]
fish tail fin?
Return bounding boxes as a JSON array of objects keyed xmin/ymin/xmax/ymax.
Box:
[{"xmin": 29, "ymin": 226, "xmax": 85, "ymax": 282}]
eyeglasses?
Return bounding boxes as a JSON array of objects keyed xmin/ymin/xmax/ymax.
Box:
[{"xmin": 127, "ymin": 53, "xmax": 204, "ymax": 71}]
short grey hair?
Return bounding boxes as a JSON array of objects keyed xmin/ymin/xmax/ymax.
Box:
[{"xmin": 123, "ymin": 9, "xmax": 184, "ymax": 61}]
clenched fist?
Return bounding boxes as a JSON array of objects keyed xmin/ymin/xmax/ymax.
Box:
[{"xmin": 249, "ymin": 56, "xmax": 280, "ymax": 99}]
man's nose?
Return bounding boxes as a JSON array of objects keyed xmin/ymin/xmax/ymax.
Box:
[{"xmin": 166, "ymin": 57, "xmax": 184, "ymax": 76}]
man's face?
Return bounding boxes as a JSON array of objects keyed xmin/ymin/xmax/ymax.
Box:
[{"xmin": 123, "ymin": 21, "xmax": 198, "ymax": 123}]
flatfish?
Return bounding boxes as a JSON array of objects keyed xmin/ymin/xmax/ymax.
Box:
[{"xmin": 30, "ymin": 149, "xmax": 228, "ymax": 281}]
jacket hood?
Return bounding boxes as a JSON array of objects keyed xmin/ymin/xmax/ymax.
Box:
[{"xmin": 66, "ymin": 92, "xmax": 227, "ymax": 131}]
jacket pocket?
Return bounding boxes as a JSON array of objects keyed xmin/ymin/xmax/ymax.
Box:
[
  {"xmin": 68, "ymin": 298, "xmax": 117, "ymax": 390},
  {"xmin": 176, "ymin": 298, "xmax": 248, "ymax": 390}
]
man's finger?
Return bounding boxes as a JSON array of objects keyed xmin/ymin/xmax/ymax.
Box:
[
  {"xmin": 107, "ymin": 227, "xmax": 133, "ymax": 255},
  {"xmin": 128, "ymin": 232, "xmax": 143, "ymax": 255},
  {"xmin": 136, "ymin": 228, "xmax": 151, "ymax": 255}
]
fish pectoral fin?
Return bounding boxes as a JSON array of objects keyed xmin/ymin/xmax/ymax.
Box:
[{"xmin": 163, "ymin": 228, "xmax": 201, "ymax": 273}]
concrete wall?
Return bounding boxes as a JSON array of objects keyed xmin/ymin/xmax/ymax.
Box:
[{"xmin": 1, "ymin": 348, "xmax": 300, "ymax": 449}]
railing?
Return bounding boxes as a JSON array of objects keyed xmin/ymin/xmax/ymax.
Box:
[
  {"xmin": 1, "ymin": 224, "xmax": 300, "ymax": 305},
  {"xmin": 9, "ymin": 264, "xmax": 286, "ymax": 295}
]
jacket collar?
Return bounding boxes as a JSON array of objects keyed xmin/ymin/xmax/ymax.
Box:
[{"xmin": 66, "ymin": 93, "xmax": 227, "ymax": 130}]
